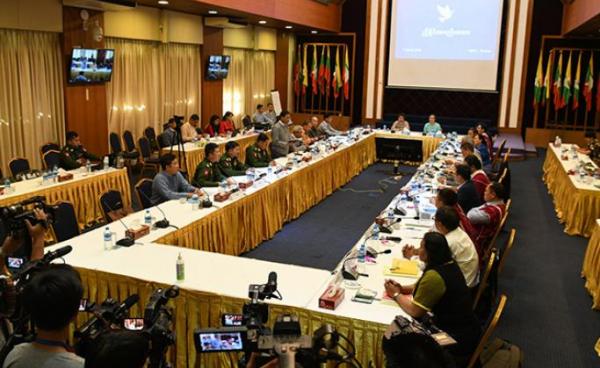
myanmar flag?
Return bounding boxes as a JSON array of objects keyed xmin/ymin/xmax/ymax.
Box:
[
  {"xmin": 311, "ymin": 45, "xmax": 318, "ymax": 95},
  {"xmin": 583, "ymin": 53, "xmax": 594, "ymax": 112},
  {"xmin": 302, "ymin": 44, "xmax": 308, "ymax": 95},
  {"xmin": 324, "ymin": 46, "xmax": 331, "ymax": 95},
  {"xmin": 553, "ymin": 51, "xmax": 564, "ymax": 109},
  {"xmin": 332, "ymin": 46, "xmax": 342, "ymax": 98},
  {"xmin": 573, "ymin": 51, "xmax": 582, "ymax": 110},
  {"xmin": 542, "ymin": 50, "xmax": 553, "ymax": 105},
  {"xmin": 562, "ymin": 51, "xmax": 572, "ymax": 108},
  {"xmin": 294, "ymin": 45, "xmax": 301, "ymax": 96},
  {"xmin": 533, "ymin": 49, "xmax": 544, "ymax": 107},
  {"xmin": 343, "ymin": 46, "xmax": 350, "ymax": 100},
  {"xmin": 318, "ymin": 46, "xmax": 325, "ymax": 94}
]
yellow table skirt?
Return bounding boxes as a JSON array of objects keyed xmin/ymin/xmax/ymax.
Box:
[
  {"xmin": 0, "ymin": 169, "xmax": 131, "ymax": 226},
  {"xmin": 163, "ymin": 134, "xmax": 263, "ymax": 180},
  {"xmin": 155, "ymin": 135, "xmax": 377, "ymax": 255},
  {"xmin": 542, "ymin": 148, "xmax": 600, "ymax": 237},
  {"xmin": 583, "ymin": 220, "xmax": 600, "ymax": 309},
  {"xmin": 373, "ymin": 132, "xmax": 442, "ymax": 162},
  {"xmin": 76, "ymin": 267, "xmax": 387, "ymax": 368}
]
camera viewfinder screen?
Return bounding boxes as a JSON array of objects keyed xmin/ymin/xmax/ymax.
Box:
[{"xmin": 197, "ymin": 332, "xmax": 244, "ymax": 352}]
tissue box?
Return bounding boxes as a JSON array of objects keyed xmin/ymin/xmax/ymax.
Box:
[
  {"xmin": 239, "ymin": 181, "xmax": 253, "ymax": 189},
  {"xmin": 125, "ymin": 224, "xmax": 150, "ymax": 240},
  {"xmin": 58, "ymin": 173, "xmax": 74, "ymax": 182},
  {"xmin": 214, "ymin": 192, "xmax": 231, "ymax": 202},
  {"xmin": 318, "ymin": 286, "xmax": 345, "ymax": 310}
]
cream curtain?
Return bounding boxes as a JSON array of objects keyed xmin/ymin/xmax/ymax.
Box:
[
  {"xmin": 0, "ymin": 29, "xmax": 65, "ymax": 175},
  {"xmin": 223, "ymin": 48, "xmax": 275, "ymax": 128},
  {"xmin": 106, "ymin": 38, "xmax": 201, "ymax": 140}
]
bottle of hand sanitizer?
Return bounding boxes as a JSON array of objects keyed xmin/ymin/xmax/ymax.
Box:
[{"xmin": 176, "ymin": 253, "xmax": 185, "ymax": 281}]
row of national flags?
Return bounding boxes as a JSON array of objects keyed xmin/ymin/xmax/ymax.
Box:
[
  {"xmin": 294, "ymin": 44, "xmax": 350, "ymax": 100},
  {"xmin": 533, "ymin": 49, "xmax": 599, "ymax": 112}
]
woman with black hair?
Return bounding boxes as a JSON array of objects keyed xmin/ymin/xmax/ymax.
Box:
[
  {"xmin": 205, "ymin": 114, "xmax": 221, "ymax": 137},
  {"xmin": 220, "ymin": 111, "xmax": 236, "ymax": 136},
  {"xmin": 384, "ymin": 232, "xmax": 481, "ymax": 366}
]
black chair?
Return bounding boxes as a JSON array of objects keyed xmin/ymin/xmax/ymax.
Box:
[
  {"xmin": 123, "ymin": 130, "xmax": 141, "ymax": 161},
  {"xmin": 43, "ymin": 150, "xmax": 62, "ymax": 170},
  {"xmin": 110, "ymin": 132, "xmax": 139, "ymax": 165},
  {"xmin": 40, "ymin": 142, "xmax": 60, "ymax": 160},
  {"xmin": 135, "ymin": 178, "xmax": 154, "ymax": 209},
  {"xmin": 138, "ymin": 137, "xmax": 161, "ymax": 178},
  {"xmin": 51, "ymin": 201, "xmax": 80, "ymax": 242},
  {"xmin": 8, "ymin": 158, "xmax": 31, "ymax": 178},
  {"xmin": 99, "ymin": 190, "xmax": 125, "ymax": 223},
  {"xmin": 157, "ymin": 133, "xmax": 170, "ymax": 149},
  {"xmin": 144, "ymin": 127, "xmax": 160, "ymax": 152}
]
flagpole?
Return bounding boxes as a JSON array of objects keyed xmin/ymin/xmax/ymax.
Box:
[{"xmin": 544, "ymin": 50, "xmax": 554, "ymax": 130}]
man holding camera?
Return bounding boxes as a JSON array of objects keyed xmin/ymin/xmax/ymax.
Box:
[
  {"xmin": 0, "ymin": 208, "xmax": 48, "ymax": 274},
  {"xmin": 3, "ymin": 264, "xmax": 84, "ymax": 368}
]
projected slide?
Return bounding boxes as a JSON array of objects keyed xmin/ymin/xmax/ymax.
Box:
[{"xmin": 387, "ymin": 0, "xmax": 504, "ymax": 91}]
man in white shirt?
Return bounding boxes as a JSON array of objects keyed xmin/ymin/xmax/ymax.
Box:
[
  {"xmin": 434, "ymin": 206, "xmax": 480, "ymax": 288},
  {"xmin": 180, "ymin": 114, "xmax": 201, "ymax": 142},
  {"xmin": 318, "ymin": 113, "xmax": 343, "ymax": 136}
]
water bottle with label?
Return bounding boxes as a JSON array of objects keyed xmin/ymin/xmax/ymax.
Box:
[
  {"xmin": 103, "ymin": 227, "xmax": 113, "ymax": 250},
  {"xmin": 176, "ymin": 253, "xmax": 185, "ymax": 281},
  {"xmin": 220, "ymin": 180, "xmax": 228, "ymax": 192},
  {"xmin": 358, "ymin": 242, "xmax": 366, "ymax": 263},
  {"xmin": 372, "ymin": 224, "xmax": 380, "ymax": 240},
  {"xmin": 191, "ymin": 194, "xmax": 199, "ymax": 211},
  {"xmin": 3, "ymin": 179, "xmax": 11, "ymax": 194},
  {"xmin": 103, "ymin": 156, "xmax": 110, "ymax": 171},
  {"xmin": 554, "ymin": 136, "xmax": 562, "ymax": 147},
  {"xmin": 383, "ymin": 124, "xmax": 387, "ymax": 131},
  {"xmin": 144, "ymin": 209, "xmax": 152, "ymax": 225}
]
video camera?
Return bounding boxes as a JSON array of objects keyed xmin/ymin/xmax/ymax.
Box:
[
  {"xmin": 194, "ymin": 272, "xmax": 362, "ymax": 368},
  {"xmin": 0, "ymin": 196, "xmax": 54, "ymax": 237},
  {"xmin": 75, "ymin": 285, "xmax": 179, "ymax": 368}
]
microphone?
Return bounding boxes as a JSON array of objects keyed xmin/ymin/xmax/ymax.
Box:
[
  {"xmin": 100, "ymin": 198, "xmax": 135, "ymax": 247},
  {"xmin": 41, "ymin": 245, "xmax": 73, "ymax": 264},
  {"xmin": 137, "ymin": 187, "xmax": 171, "ymax": 228},
  {"xmin": 265, "ymin": 271, "xmax": 277, "ymax": 294},
  {"xmin": 341, "ymin": 249, "xmax": 392, "ymax": 280},
  {"xmin": 112, "ymin": 294, "xmax": 140, "ymax": 319}
]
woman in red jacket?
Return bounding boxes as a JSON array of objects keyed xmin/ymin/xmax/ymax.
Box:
[
  {"xmin": 219, "ymin": 111, "xmax": 236, "ymax": 135},
  {"xmin": 205, "ymin": 114, "xmax": 222, "ymax": 137}
]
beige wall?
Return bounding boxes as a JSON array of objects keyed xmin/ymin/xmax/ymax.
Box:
[
  {"xmin": 223, "ymin": 26, "xmax": 276, "ymax": 50},
  {"xmin": 104, "ymin": 5, "xmax": 203, "ymax": 44},
  {"xmin": 0, "ymin": 0, "xmax": 62, "ymax": 32}
]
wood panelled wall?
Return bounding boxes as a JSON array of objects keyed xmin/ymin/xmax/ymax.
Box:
[
  {"xmin": 62, "ymin": 6, "xmax": 108, "ymax": 156},
  {"xmin": 274, "ymin": 31, "xmax": 291, "ymax": 111},
  {"xmin": 201, "ymin": 27, "xmax": 223, "ymax": 128}
]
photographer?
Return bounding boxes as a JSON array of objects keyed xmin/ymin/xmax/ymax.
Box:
[
  {"xmin": 0, "ymin": 208, "xmax": 48, "ymax": 275},
  {"xmin": 84, "ymin": 330, "xmax": 150, "ymax": 368},
  {"xmin": 3, "ymin": 264, "xmax": 84, "ymax": 368}
]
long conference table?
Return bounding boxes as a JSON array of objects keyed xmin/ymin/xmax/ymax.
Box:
[{"xmin": 44, "ymin": 129, "xmax": 458, "ymax": 367}]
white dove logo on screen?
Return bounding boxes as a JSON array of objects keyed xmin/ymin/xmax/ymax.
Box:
[{"xmin": 437, "ymin": 4, "xmax": 454, "ymax": 23}]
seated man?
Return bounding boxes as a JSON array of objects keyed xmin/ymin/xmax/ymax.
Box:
[
  {"xmin": 422, "ymin": 114, "xmax": 442, "ymax": 136},
  {"xmin": 3, "ymin": 264, "xmax": 84, "ymax": 368},
  {"xmin": 390, "ymin": 113, "xmax": 410, "ymax": 131},
  {"xmin": 246, "ymin": 133, "xmax": 273, "ymax": 168},
  {"xmin": 219, "ymin": 141, "xmax": 249, "ymax": 177},
  {"xmin": 318, "ymin": 113, "xmax": 342, "ymax": 137},
  {"xmin": 61, "ymin": 131, "xmax": 101, "ymax": 170},
  {"xmin": 308, "ymin": 116, "xmax": 323, "ymax": 139},
  {"xmin": 301, "ymin": 121, "xmax": 317, "ymax": 145},
  {"xmin": 435, "ymin": 188, "xmax": 476, "ymax": 243},
  {"xmin": 181, "ymin": 114, "xmax": 202, "ymax": 142},
  {"xmin": 467, "ymin": 182, "xmax": 506, "ymax": 254},
  {"xmin": 150, "ymin": 153, "xmax": 203, "ymax": 205},
  {"xmin": 446, "ymin": 141, "xmax": 482, "ymax": 166},
  {"xmin": 271, "ymin": 110, "xmax": 294, "ymax": 158},
  {"xmin": 162, "ymin": 118, "xmax": 179, "ymax": 147},
  {"xmin": 290, "ymin": 125, "xmax": 308, "ymax": 152},
  {"xmin": 577, "ymin": 130, "xmax": 600, "ymax": 164},
  {"xmin": 455, "ymin": 164, "xmax": 483, "ymax": 214},
  {"xmin": 252, "ymin": 104, "xmax": 270, "ymax": 126},
  {"xmin": 265, "ymin": 103, "xmax": 277, "ymax": 125},
  {"xmin": 193, "ymin": 143, "xmax": 232, "ymax": 187},
  {"xmin": 473, "ymin": 133, "xmax": 491, "ymax": 168},
  {"xmin": 464, "ymin": 155, "xmax": 489, "ymax": 202}
]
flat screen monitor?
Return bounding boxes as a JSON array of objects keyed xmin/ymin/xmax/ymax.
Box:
[
  {"xmin": 206, "ymin": 55, "xmax": 230, "ymax": 80},
  {"xmin": 68, "ymin": 48, "xmax": 114, "ymax": 84}
]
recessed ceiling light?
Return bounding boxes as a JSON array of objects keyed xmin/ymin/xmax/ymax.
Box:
[
  {"xmin": 311, "ymin": 30, "xmax": 318, "ymax": 34},
  {"xmin": 285, "ymin": 25, "xmax": 293, "ymax": 29},
  {"xmin": 259, "ymin": 20, "xmax": 267, "ymax": 24},
  {"xmin": 208, "ymin": 10, "xmax": 218, "ymax": 15},
  {"xmin": 158, "ymin": 0, "xmax": 168, "ymax": 4}
]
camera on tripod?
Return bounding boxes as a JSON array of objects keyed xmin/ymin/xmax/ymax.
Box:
[
  {"xmin": 0, "ymin": 196, "xmax": 55, "ymax": 237},
  {"xmin": 194, "ymin": 272, "xmax": 362, "ymax": 368}
]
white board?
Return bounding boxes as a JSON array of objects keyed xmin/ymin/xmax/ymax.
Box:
[{"xmin": 270, "ymin": 90, "xmax": 282, "ymax": 116}]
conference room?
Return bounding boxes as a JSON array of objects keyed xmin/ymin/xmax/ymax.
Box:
[{"xmin": 0, "ymin": 0, "xmax": 599, "ymax": 367}]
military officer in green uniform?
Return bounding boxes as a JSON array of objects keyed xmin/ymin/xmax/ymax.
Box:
[
  {"xmin": 245, "ymin": 133, "xmax": 273, "ymax": 168},
  {"xmin": 578, "ymin": 130, "xmax": 600, "ymax": 164},
  {"xmin": 60, "ymin": 131, "xmax": 101, "ymax": 170},
  {"xmin": 219, "ymin": 141, "xmax": 249, "ymax": 177},
  {"xmin": 192, "ymin": 143, "xmax": 233, "ymax": 187}
]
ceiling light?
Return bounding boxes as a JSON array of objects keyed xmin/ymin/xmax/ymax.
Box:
[
  {"xmin": 259, "ymin": 20, "xmax": 267, "ymax": 24},
  {"xmin": 208, "ymin": 10, "xmax": 218, "ymax": 15},
  {"xmin": 285, "ymin": 25, "xmax": 293, "ymax": 29},
  {"xmin": 158, "ymin": 0, "xmax": 168, "ymax": 4},
  {"xmin": 311, "ymin": 30, "xmax": 318, "ymax": 34}
]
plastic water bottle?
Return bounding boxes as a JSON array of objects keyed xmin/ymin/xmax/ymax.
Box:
[
  {"xmin": 144, "ymin": 209, "xmax": 152, "ymax": 225},
  {"xmin": 191, "ymin": 194, "xmax": 199, "ymax": 211},
  {"xmin": 176, "ymin": 253, "xmax": 185, "ymax": 281},
  {"xmin": 358, "ymin": 243, "xmax": 366, "ymax": 263},
  {"xmin": 372, "ymin": 224, "xmax": 380, "ymax": 240},
  {"xmin": 103, "ymin": 227, "xmax": 113, "ymax": 250},
  {"xmin": 383, "ymin": 124, "xmax": 387, "ymax": 131},
  {"xmin": 4, "ymin": 179, "xmax": 11, "ymax": 194},
  {"xmin": 554, "ymin": 136, "xmax": 562, "ymax": 147},
  {"xmin": 220, "ymin": 180, "xmax": 228, "ymax": 192},
  {"xmin": 103, "ymin": 156, "xmax": 109, "ymax": 171}
]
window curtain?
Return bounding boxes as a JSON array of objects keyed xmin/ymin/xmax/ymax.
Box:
[
  {"xmin": 222, "ymin": 48, "xmax": 275, "ymax": 128},
  {"xmin": 0, "ymin": 29, "xmax": 65, "ymax": 175},
  {"xmin": 106, "ymin": 38, "xmax": 201, "ymax": 140}
]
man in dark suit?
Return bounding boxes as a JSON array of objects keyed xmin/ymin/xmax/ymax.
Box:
[{"xmin": 455, "ymin": 164, "xmax": 482, "ymax": 214}]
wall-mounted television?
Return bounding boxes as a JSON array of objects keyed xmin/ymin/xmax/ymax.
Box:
[
  {"xmin": 68, "ymin": 48, "xmax": 115, "ymax": 84},
  {"xmin": 206, "ymin": 55, "xmax": 230, "ymax": 80}
]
